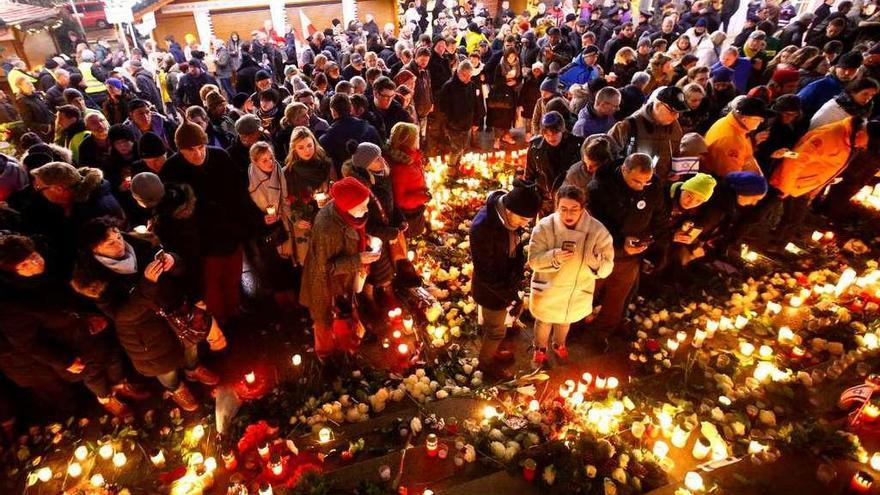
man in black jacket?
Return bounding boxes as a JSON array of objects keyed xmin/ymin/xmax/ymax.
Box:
[
  {"xmin": 587, "ymin": 153, "xmax": 665, "ymax": 337},
  {"xmin": 469, "ymin": 180, "xmax": 541, "ymax": 379},
  {"xmin": 319, "ymin": 94, "xmax": 383, "ymax": 176},
  {"xmin": 15, "ymin": 78, "xmax": 54, "ymax": 141},
  {"xmin": 362, "ymin": 76, "xmax": 414, "ymax": 140},
  {"xmin": 127, "ymin": 59, "xmax": 165, "ymax": 115},
  {"xmin": 525, "ymin": 111, "xmax": 583, "ymax": 215},
  {"xmin": 437, "ymin": 61, "xmax": 479, "ymax": 167},
  {"xmin": 161, "ymin": 121, "xmax": 256, "ymax": 324},
  {"xmin": 174, "ymin": 59, "xmax": 219, "ymax": 110}
]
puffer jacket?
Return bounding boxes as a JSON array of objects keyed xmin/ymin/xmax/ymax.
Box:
[
  {"xmin": 703, "ymin": 112, "xmax": 762, "ymax": 177},
  {"xmin": 528, "ymin": 212, "xmax": 614, "ymax": 324},
  {"xmin": 770, "ymin": 117, "xmax": 866, "ymax": 198}
]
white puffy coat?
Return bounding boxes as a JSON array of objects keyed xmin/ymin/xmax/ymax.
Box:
[{"xmin": 527, "ymin": 212, "xmax": 615, "ymax": 324}]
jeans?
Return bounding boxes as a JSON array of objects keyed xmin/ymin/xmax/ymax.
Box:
[
  {"xmin": 478, "ymin": 306, "xmax": 508, "ymax": 363},
  {"xmin": 533, "ymin": 320, "xmax": 571, "ymax": 349},
  {"xmin": 154, "ymin": 342, "xmax": 198, "ymax": 390},
  {"xmin": 219, "ymin": 77, "xmax": 235, "ymax": 99}
]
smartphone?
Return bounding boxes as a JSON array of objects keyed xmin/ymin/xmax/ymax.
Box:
[
  {"xmin": 562, "ymin": 241, "xmax": 576, "ymax": 253},
  {"xmin": 154, "ymin": 249, "xmax": 165, "ymax": 262}
]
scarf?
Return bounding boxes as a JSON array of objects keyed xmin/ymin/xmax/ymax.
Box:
[
  {"xmin": 249, "ymin": 162, "xmax": 288, "ymax": 213},
  {"xmin": 94, "ymin": 241, "xmax": 137, "ymax": 275},
  {"xmin": 334, "ymin": 201, "xmax": 368, "ymax": 252},
  {"xmin": 835, "ymin": 92, "xmax": 874, "ymax": 119}
]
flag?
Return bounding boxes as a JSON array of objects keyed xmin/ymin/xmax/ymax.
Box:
[{"xmin": 300, "ymin": 10, "xmax": 316, "ymax": 40}]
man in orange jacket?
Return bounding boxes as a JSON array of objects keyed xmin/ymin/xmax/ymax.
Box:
[{"xmin": 703, "ymin": 97, "xmax": 775, "ymax": 177}]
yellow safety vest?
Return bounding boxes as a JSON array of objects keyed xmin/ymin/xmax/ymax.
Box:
[{"xmin": 78, "ymin": 62, "xmax": 106, "ymax": 94}]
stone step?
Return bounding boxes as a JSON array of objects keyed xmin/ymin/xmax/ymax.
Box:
[{"xmin": 436, "ymin": 470, "xmax": 540, "ymax": 495}]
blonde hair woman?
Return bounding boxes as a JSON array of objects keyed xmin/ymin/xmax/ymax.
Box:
[
  {"xmin": 644, "ymin": 52, "xmax": 674, "ymax": 93},
  {"xmin": 611, "ymin": 47, "xmax": 638, "ymax": 88},
  {"xmin": 283, "ymin": 126, "xmax": 333, "ymax": 265}
]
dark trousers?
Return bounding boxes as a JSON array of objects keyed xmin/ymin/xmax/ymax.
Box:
[
  {"xmin": 202, "ymin": 248, "xmax": 243, "ymax": 323},
  {"xmin": 746, "ymin": 189, "xmax": 811, "ymax": 242},
  {"xmin": 59, "ymin": 346, "xmax": 126, "ymax": 398},
  {"xmin": 478, "ymin": 305, "xmax": 507, "ymax": 363},
  {"xmin": 591, "ymin": 255, "xmax": 641, "ymax": 334},
  {"xmin": 219, "ymin": 77, "xmax": 235, "ymax": 100}
]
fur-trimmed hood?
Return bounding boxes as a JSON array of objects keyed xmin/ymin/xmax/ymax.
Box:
[{"xmin": 72, "ymin": 167, "xmax": 106, "ymax": 203}]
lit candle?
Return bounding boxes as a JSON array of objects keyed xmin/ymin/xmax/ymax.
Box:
[
  {"xmin": 98, "ymin": 443, "xmax": 114, "ymax": 460},
  {"xmin": 836, "ymin": 268, "xmax": 857, "ymax": 296},
  {"xmin": 258, "ymin": 441, "xmax": 271, "ymax": 459},
  {"xmin": 407, "ymin": 250, "xmax": 415, "ymax": 262},
  {"xmin": 314, "ymin": 192, "xmax": 328, "ymax": 206},
  {"xmin": 705, "ymin": 319, "xmax": 719, "ymax": 338},
  {"xmin": 318, "ymin": 427, "xmax": 332, "ymax": 444},
  {"xmin": 426, "ymin": 433, "xmax": 439, "ymax": 457},
  {"xmin": 748, "ymin": 440, "xmax": 766, "ymax": 454},
  {"xmin": 270, "ymin": 454, "xmax": 283, "ymax": 476},
  {"xmin": 734, "ymin": 315, "xmax": 749, "ymax": 329},
  {"xmin": 766, "ymin": 301, "xmax": 782, "ymax": 314},
  {"xmin": 871, "ymin": 452, "xmax": 880, "ymax": 471},
  {"xmin": 266, "ymin": 205, "xmax": 276, "ymax": 216},
  {"xmin": 37, "ymin": 466, "xmax": 52, "ymax": 482},
  {"xmin": 397, "ymin": 343, "xmax": 409, "ymax": 355},
  {"xmin": 223, "ymin": 450, "xmax": 238, "ymax": 470},
  {"xmin": 719, "ymin": 317, "xmax": 733, "ymax": 331},
  {"xmin": 370, "ymin": 236, "xmax": 382, "ymax": 253},
  {"xmin": 483, "ymin": 405, "xmax": 498, "ymax": 419},
  {"xmin": 245, "ymin": 372, "xmax": 256, "ymax": 385},
  {"xmin": 684, "ymin": 471, "xmax": 704, "ymax": 492},
  {"xmin": 739, "ymin": 342, "xmax": 755, "ymax": 357},
  {"xmin": 666, "ymin": 338, "xmax": 679, "ymax": 353},
  {"xmin": 292, "ymin": 354, "xmax": 302, "ymax": 366},
  {"xmin": 134, "ymin": 225, "xmax": 148, "ymax": 234},
  {"xmin": 823, "ymin": 231, "xmax": 835, "ymax": 242},
  {"xmin": 671, "ymin": 425, "xmax": 690, "ymax": 448},
  {"xmin": 676, "ymin": 331, "xmax": 688, "ymax": 342},
  {"xmin": 528, "ymin": 400, "xmax": 540, "ymax": 412},
  {"xmin": 258, "ymin": 483, "xmax": 274, "ymax": 495},
  {"xmin": 112, "ymin": 452, "xmax": 127, "ymax": 468},
  {"xmin": 570, "ymin": 392, "xmax": 584, "ymax": 406},
  {"xmin": 758, "ymin": 345, "xmax": 773, "ymax": 359},
  {"xmin": 204, "ymin": 457, "xmax": 217, "ymax": 473},
  {"xmin": 67, "ymin": 462, "xmax": 82, "ymax": 478},
  {"xmin": 777, "ymin": 326, "xmax": 794, "ymax": 345},
  {"xmin": 693, "ymin": 330, "xmax": 706, "ymax": 348},
  {"xmin": 791, "ymin": 346, "xmax": 806, "ymax": 359},
  {"xmin": 403, "ymin": 317, "xmax": 414, "ymax": 333},
  {"xmin": 850, "ymin": 471, "xmax": 874, "ymax": 494},
  {"xmin": 652, "ymin": 440, "xmax": 669, "ymax": 458},
  {"xmin": 862, "ymin": 403, "xmax": 880, "ymax": 422},
  {"xmin": 191, "ymin": 424, "xmax": 205, "ymax": 442},
  {"xmin": 811, "ymin": 231, "xmax": 823, "ymax": 242},
  {"xmin": 595, "ymin": 375, "xmax": 607, "ymax": 389},
  {"xmin": 392, "ymin": 330, "xmax": 402, "ymax": 339},
  {"xmin": 90, "ymin": 474, "xmax": 105, "ymax": 487},
  {"xmin": 692, "ymin": 438, "xmax": 710, "ymax": 460},
  {"xmin": 581, "ymin": 372, "xmax": 593, "ymax": 387},
  {"xmin": 789, "ymin": 296, "xmax": 803, "ymax": 308},
  {"xmin": 606, "ymin": 377, "xmax": 619, "ymax": 390},
  {"xmin": 74, "ymin": 445, "xmax": 88, "ymax": 461},
  {"xmin": 150, "ymin": 448, "xmax": 166, "ymax": 467}
]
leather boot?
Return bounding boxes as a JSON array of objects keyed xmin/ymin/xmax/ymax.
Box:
[
  {"xmin": 394, "ymin": 259, "xmax": 423, "ymax": 288},
  {"xmin": 169, "ymin": 383, "xmax": 199, "ymax": 412},
  {"xmin": 112, "ymin": 381, "xmax": 150, "ymax": 401}
]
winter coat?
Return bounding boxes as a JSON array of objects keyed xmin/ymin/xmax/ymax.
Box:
[
  {"xmin": 16, "ymin": 93, "xmax": 54, "ymax": 135},
  {"xmin": 387, "ymin": 147, "xmax": 430, "ymax": 211},
  {"xmin": 124, "ymin": 113, "xmax": 177, "ymax": 152},
  {"xmin": 607, "ymin": 104, "xmax": 683, "ymax": 181},
  {"xmin": 175, "ymin": 71, "xmax": 219, "ymax": 108},
  {"xmin": 299, "ymin": 202, "xmax": 364, "ymax": 328},
  {"xmin": 214, "ymin": 47, "xmax": 233, "ymax": 79},
  {"xmin": 572, "ymin": 104, "xmax": 615, "ymax": 137},
  {"xmin": 235, "ymin": 55, "xmax": 261, "ymax": 95},
  {"xmin": 318, "ymin": 116, "xmax": 383, "ymax": 173},
  {"xmin": 469, "ymin": 190, "xmax": 528, "ymax": 310},
  {"xmin": 132, "ymin": 69, "xmax": 164, "ymax": 114},
  {"xmin": 405, "ymin": 60, "xmax": 433, "ymax": 117},
  {"xmin": 151, "ymin": 183, "xmax": 201, "ymax": 297},
  {"xmin": 89, "ymin": 244, "xmax": 184, "ymax": 377},
  {"xmin": 710, "ymin": 58, "xmax": 751, "ymax": 94},
  {"xmin": 102, "ymin": 92, "xmax": 135, "ymax": 125},
  {"xmin": 363, "ymin": 99, "xmax": 414, "ymax": 140},
  {"xmin": 797, "ymin": 75, "xmax": 845, "ymax": 117},
  {"xmin": 161, "ymin": 146, "xmax": 258, "ymax": 256},
  {"xmin": 562, "ymin": 161, "xmax": 596, "ymax": 196},
  {"xmin": 559, "ymin": 54, "xmax": 601, "ymax": 89},
  {"xmin": 770, "ymin": 117, "xmax": 866, "ymax": 198},
  {"xmin": 528, "ymin": 212, "xmax": 614, "ymax": 324},
  {"xmin": 428, "ymin": 51, "xmax": 453, "ymax": 99},
  {"xmin": 586, "ymin": 164, "xmax": 665, "ymax": 259},
  {"xmin": 524, "ymin": 133, "xmax": 584, "ymax": 212},
  {"xmin": 437, "ymin": 75, "xmax": 480, "ymax": 132},
  {"xmin": 703, "ymin": 112, "xmax": 762, "ymax": 177},
  {"xmin": 519, "ymin": 71, "xmax": 544, "ymax": 119}
]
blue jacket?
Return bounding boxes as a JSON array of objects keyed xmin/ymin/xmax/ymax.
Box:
[
  {"xmin": 711, "ymin": 58, "xmax": 751, "ymax": 94},
  {"xmin": 559, "ymin": 54, "xmax": 600, "ymax": 89},
  {"xmin": 797, "ymin": 75, "xmax": 845, "ymax": 117},
  {"xmin": 573, "ymin": 104, "xmax": 615, "ymax": 137},
  {"xmin": 469, "ymin": 191, "xmax": 528, "ymax": 310}
]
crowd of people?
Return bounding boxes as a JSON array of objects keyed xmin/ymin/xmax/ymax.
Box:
[{"xmin": 0, "ymin": 0, "xmax": 879, "ymax": 428}]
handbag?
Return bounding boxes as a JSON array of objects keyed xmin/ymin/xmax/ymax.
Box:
[{"xmin": 160, "ymin": 303, "xmax": 212, "ymax": 345}]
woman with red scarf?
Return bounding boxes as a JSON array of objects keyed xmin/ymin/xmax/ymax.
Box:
[{"xmin": 300, "ymin": 177, "xmax": 379, "ymax": 361}]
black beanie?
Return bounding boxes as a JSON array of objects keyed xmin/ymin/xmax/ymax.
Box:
[
  {"xmin": 139, "ymin": 132, "xmax": 166, "ymax": 158},
  {"xmin": 502, "ymin": 179, "xmax": 542, "ymax": 218},
  {"xmin": 108, "ymin": 124, "xmax": 135, "ymax": 143}
]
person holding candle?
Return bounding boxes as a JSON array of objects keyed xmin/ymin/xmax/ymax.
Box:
[
  {"xmin": 71, "ymin": 217, "xmax": 219, "ymax": 412},
  {"xmin": 301, "ymin": 177, "xmax": 379, "ymax": 361},
  {"xmin": 527, "ymin": 185, "xmax": 614, "ymax": 365},
  {"xmin": 283, "ymin": 126, "xmax": 333, "ymax": 266},
  {"xmin": 246, "ymin": 141, "xmax": 298, "ymax": 310},
  {"xmin": 470, "ymin": 179, "xmax": 542, "ymax": 380},
  {"xmin": 345, "ymin": 142, "xmax": 405, "ymax": 312}
]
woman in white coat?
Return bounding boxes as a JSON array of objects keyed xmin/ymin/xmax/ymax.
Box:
[{"xmin": 528, "ymin": 185, "xmax": 615, "ymax": 366}]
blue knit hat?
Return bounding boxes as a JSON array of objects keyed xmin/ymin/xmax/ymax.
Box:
[
  {"xmin": 710, "ymin": 65, "xmax": 735, "ymax": 83},
  {"xmin": 725, "ymin": 172, "xmax": 768, "ymax": 197}
]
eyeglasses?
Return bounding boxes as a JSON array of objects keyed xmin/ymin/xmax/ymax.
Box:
[
  {"xmin": 377, "ymin": 92, "xmax": 396, "ymax": 100},
  {"xmin": 33, "ymin": 183, "xmax": 54, "ymax": 193}
]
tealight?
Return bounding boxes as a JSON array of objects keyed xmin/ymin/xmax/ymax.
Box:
[
  {"xmin": 705, "ymin": 319, "xmax": 719, "ymax": 337},
  {"xmin": 370, "ymin": 236, "xmax": 382, "ymax": 253},
  {"xmin": 74, "ymin": 445, "xmax": 88, "ymax": 461},
  {"xmin": 134, "ymin": 225, "xmax": 148, "ymax": 234},
  {"xmin": 483, "ymin": 405, "xmax": 498, "ymax": 419},
  {"xmin": 606, "ymin": 377, "xmax": 619, "ymax": 390},
  {"xmin": 292, "ymin": 354, "xmax": 302, "ymax": 366},
  {"xmin": 98, "ymin": 444, "xmax": 114, "ymax": 460},
  {"xmin": 693, "ymin": 330, "xmax": 706, "ymax": 348},
  {"xmin": 684, "ymin": 471, "xmax": 704, "ymax": 491},
  {"xmin": 739, "ymin": 342, "xmax": 755, "ymax": 356},
  {"xmin": 871, "ymin": 452, "xmax": 880, "ymax": 471},
  {"xmin": 112, "ymin": 452, "xmax": 127, "ymax": 467},
  {"xmin": 90, "ymin": 474, "xmax": 105, "ymax": 487},
  {"xmin": 150, "ymin": 449, "xmax": 166, "ymax": 467},
  {"xmin": 204, "ymin": 457, "xmax": 217, "ymax": 473},
  {"xmin": 758, "ymin": 345, "xmax": 773, "ymax": 358},
  {"xmin": 245, "ymin": 372, "xmax": 256, "ymax": 385},
  {"xmin": 67, "ymin": 462, "xmax": 82, "ymax": 478},
  {"xmin": 652, "ymin": 440, "xmax": 669, "ymax": 458},
  {"xmin": 319, "ymin": 427, "xmax": 332, "ymax": 443},
  {"xmin": 580, "ymin": 372, "xmax": 593, "ymax": 387},
  {"xmin": 403, "ymin": 317, "xmax": 414, "ymax": 332},
  {"xmin": 811, "ymin": 231, "xmax": 824, "ymax": 242},
  {"xmin": 789, "ymin": 296, "xmax": 803, "ymax": 308},
  {"xmin": 397, "ymin": 343, "xmax": 409, "ymax": 355},
  {"xmin": 666, "ymin": 338, "xmax": 679, "ymax": 352},
  {"xmin": 748, "ymin": 440, "xmax": 766, "ymax": 454},
  {"xmin": 676, "ymin": 331, "xmax": 688, "ymax": 342},
  {"xmin": 692, "ymin": 438, "xmax": 710, "ymax": 460},
  {"xmin": 595, "ymin": 376, "xmax": 607, "ymax": 389},
  {"xmin": 778, "ymin": 326, "xmax": 794, "ymax": 345},
  {"xmin": 766, "ymin": 301, "xmax": 782, "ymax": 314},
  {"xmin": 528, "ymin": 400, "xmax": 540, "ymax": 412},
  {"xmin": 191, "ymin": 424, "xmax": 205, "ymax": 442},
  {"xmin": 671, "ymin": 425, "xmax": 690, "ymax": 448},
  {"xmin": 37, "ymin": 466, "xmax": 52, "ymax": 482},
  {"xmin": 734, "ymin": 315, "xmax": 749, "ymax": 329}
]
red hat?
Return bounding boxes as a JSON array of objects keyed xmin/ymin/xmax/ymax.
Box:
[
  {"xmin": 771, "ymin": 67, "xmax": 799, "ymax": 85},
  {"xmin": 330, "ymin": 177, "xmax": 371, "ymax": 211}
]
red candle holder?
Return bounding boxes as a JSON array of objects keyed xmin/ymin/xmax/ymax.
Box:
[
  {"xmin": 850, "ymin": 471, "xmax": 873, "ymax": 493},
  {"xmin": 522, "ymin": 459, "xmax": 537, "ymax": 482},
  {"xmin": 426, "ymin": 434, "xmax": 438, "ymax": 457},
  {"xmin": 223, "ymin": 450, "xmax": 238, "ymax": 471}
]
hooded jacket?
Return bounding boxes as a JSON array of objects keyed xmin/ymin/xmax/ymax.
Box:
[{"xmin": 703, "ymin": 112, "xmax": 762, "ymax": 177}]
